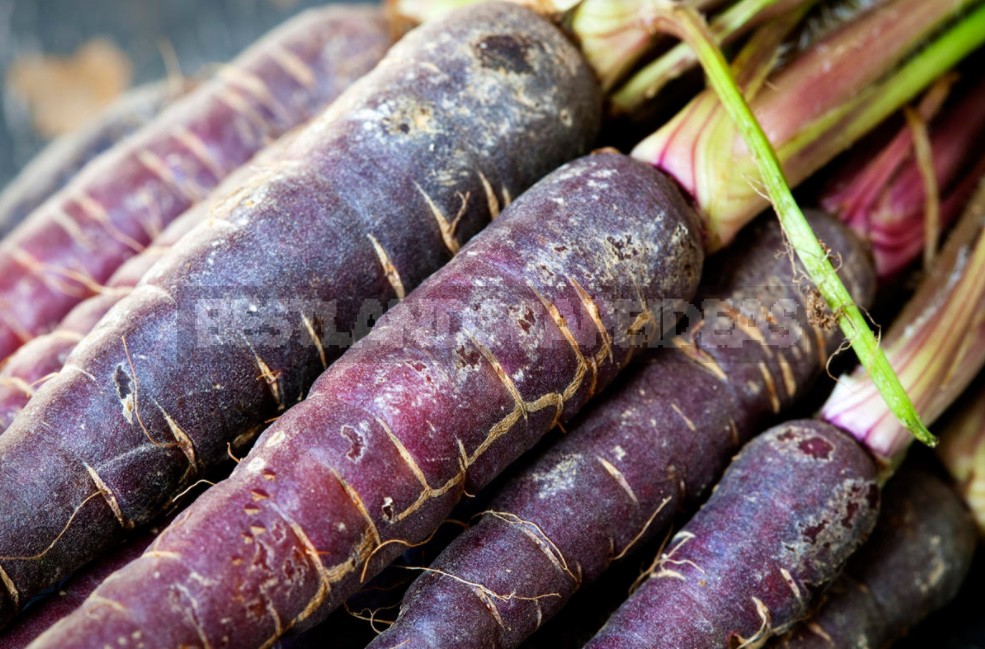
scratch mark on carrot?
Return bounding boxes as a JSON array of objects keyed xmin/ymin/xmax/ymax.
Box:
[
  {"xmin": 0, "ymin": 491, "xmax": 102, "ymax": 561},
  {"xmin": 613, "ymin": 496, "xmax": 673, "ymax": 561},
  {"xmin": 268, "ymin": 44, "xmax": 316, "ymax": 88},
  {"xmin": 597, "ymin": 456, "xmax": 638, "ymax": 504},
  {"xmin": 758, "ymin": 361, "xmax": 781, "ymax": 413},
  {"xmin": 367, "ymin": 233, "xmax": 406, "ymax": 300},
  {"xmin": 670, "ymin": 402, "xmax": 696, "ymax": 431},
  {"xmin": 173, "ymin": 126, "xmax": 228, "ymax": 181},
  {"xmin": 483, "ymin": 510, "xmax": 577, "ymax": 584},
  {"xmin": 477, "ymin": 169, "xmax": 500, "ymax": 218},
  {"xmin": 415, "ymin": 182, "xmax": 467, "ymax": 255},
  {"xmin": 301, "ymin": 313, "xmax": 327, "ymax": 369},
  {"xmin": 122, "ymin": 335, "xmax": 169, "ymax": 447},
  {"xmin": 569, "ymin": 277, "xmax": 612, "ymax": 363},
  {"xmin": 0, "ymin": 564, "xmax": 19, "ymax": 608},
  {"xmin": 83, "ymin": 462, "xmax": 132, "ymax": 529}
]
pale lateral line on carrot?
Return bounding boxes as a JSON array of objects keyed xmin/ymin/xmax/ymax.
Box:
[
  {"xmin": 75, "ymin": 192, "xmax": 149, "ymax": 255},
  {"xmin": 779, "ymin": 567, "xmax": 804, "ymax": 608},
  {"xmin": 776, "ymin": 352, "xmax": 797, "ymax": 398},
  {"xmin": 268, "ymin": 44, "xmax": 317, "ymax": 88},
  {"xmin": 153, "ymin": 398, "xmax": 200, "ymax": 473},
  {"xmin": 670, "ymin": 329, "xmax": 729, "ymax": 382},
  {"xmin": 135, "ymin": 149, "xmax": 203, "ymax": 204},
  {"xmin": 712, "ymin": 298, "xmax": 772, "ymax": 356},
  {"xmin": 0, "ymin": 563, "xmax": 19, "ymax": 608},
  {"xmin": 670, "ymin": 402, "xmax": 697, "ymax": 432},
  {"xmin": 806, "ymin": 621, "xmax": 835, "ymax": 644},
  {"xmin": 597, "ymin": 455, "xmax": 639, "ymax": 504},
  {"xmin": 51, "ymin": 206, "xmax": 98, "ymax": 251},
  {"xmin": 377, "ymin": 417, "xmax": 430, "ymax": 490},
  {"xmin": 414, "ymin": 182, "xmax": 467, "ymax": 255},
  {"xmin": 218, "ymin": 64, "xmax": 293, "ymax": 126},
  {"xmin": 367, "ymin": 233, "xmax": 407, "ymax": 300},
  {"xmin": 60, "ymin": 363, "xmax": 98, "ymax": 385},
  {"xmin": 569, "ymin": 276, "xmax": 613, "ymax": 363},
  {"xmin": 241, "ymin": 336, "xmax": 285, "ymax": 410},
  {"xmin": 501, "ymin": 185, "xmax": 512, "ymax": 211},
  {"xmin": 483, "ymin": 510, "xmax": 578, "ymax": 585},
  {"xmin": 173, "ymin": 582, "xmax": 215, "ymax": 649},
  {"xmin": 173, "ymin": 126, "xmax": 229, "ymax": 182},
  {"xmin": 0, "ymin": 375, "xmax": 34, "ymax": 398},
  {"xmin": 300, "ymin": 313, "xmax": 328, "ymax": 369},
  {"xmin": 331, "ymin": 470, "xmax": 382, "ymax": 548},
  {"xmin": 652, "ymin": 531, "xmax": 704, "ymax": 581},
  {"xmin": 734, "ymin": 596, "xmax": 773, "ymax": 649},
  {"xmin": 9, "ymin": 248, "xmax": 93, "ymax": 299},
  {"xmin": 214, "ymin": 85, "xmax": 276, "ymax": 147},
  {"xmin": 89, "ymin": 594, "xmax": 129, "ymax": 615},
  {"xmin": 476, "ymin": 169, "xmax": 501, "ymax": 218},
  {"xmin": 358, "ymin": 518, "xmax": 466, "ymax": 584},
  {"xmin": 532, "ymin": 286, "xmax": 595, "ymax": 401},
  {"xmin": 83, "ymin": 462, "xmax": 132, "ymax": 529},
  {"xmin": 122, "ymin": 334, "xmax": 172, "ymax": 448},
  {"xmin": 0, "ymin": 491, "xmax": 101, "ymax": 561},
  {"xmin": 400, "ymin": 565, "xmax": 562, "ymax": 607},
  {"xmin": 467, "ymin": 333, "xmax": 529, "ymax": 420},
  {"xmin": 757, "ymin": 361, "xmax": 782, "ymax": 413},
  {"xmin": 613, "ymin": 496, "xmax": 674, "ymax": 562}
]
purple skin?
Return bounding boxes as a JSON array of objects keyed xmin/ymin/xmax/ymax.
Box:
[
  {"xmin": 29, "ymin": 153, "xmax": 704, "ymax": 648},
  {"xmin": 587, "ymin": 420, "xmax": 880, "ymax": 649},
  {"xmin": 0, "ymin": 80, "xmax": 191, "ymax": 239},
  {"xmin": 771, "ymin": 464, "xmax": 977, "ymax": 649},
  {"xmin": 0, "ymin": 529, "xmax": 157, "ymax": 649},
  {"xmin": 0, "ymin": 5, "xmax": 391, "ymax": 362},
  {"xmin": 0, "ymin": 133, "xmax": 300, "ymax": 432},
  {"xmin": 0, "ymin": 1, "xmax": 602, "ymax": 628},
  {"xmin": 365, "ymin": 211, "xmax": 876, "ymax": 649}
]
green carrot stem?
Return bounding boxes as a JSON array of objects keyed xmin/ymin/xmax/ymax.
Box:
[
  {"xmin": 610, "ymin": 0, "xmax": 808, "ymax": 113},
  {"xmin": 646, "ymin": 1, "xmax": 936, "ymax": 445}
]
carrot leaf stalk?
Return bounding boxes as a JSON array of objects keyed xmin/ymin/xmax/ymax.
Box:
[
  {"xmin": 645, "ymin": 0, "xmax": 936, "ymax": 445},
  {"xmin": 819, "ymin": 74, "xmax": 985, "ymax": 279},
  {"xmin": 822, "ymin": 178, "xmax": 985, "ymax": 464},
  {"xmin": 634, "ymin": 0, "xmax": 984, "ymax": 251},
  {"xmin": 609, "ymin": 0, "xmax": 810, "ymax": 111}
]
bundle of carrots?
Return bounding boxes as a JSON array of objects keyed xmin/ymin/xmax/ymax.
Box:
[{"xmin": 0, "ymin": 1, "xmax": 983, "ymax": 647}]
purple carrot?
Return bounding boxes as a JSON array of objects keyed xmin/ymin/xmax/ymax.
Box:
[
  {"xmin": 0, "ymin": 528, "xmax": 159, "ymax": 649},
  {"xmin": 770, "ymin": 464, "xmax": 976, "ymax": 649},
  {"xmin": 0, "ymin": 128, "xmax": 305, "ymax": 432},
  {"xmin": 0, "ymin": 5, "xmax": 390, "ymax": 362},
  {"xmin": 587, "ymin": 420, "xmax": 880, "ymax": 649},
  {"xmin": 0, "ymin": 1, "xmax": 602, "ymax": 629},
  {"xmin": 29, "ymin": 151, "xmax": 704, "ymax": 648},
  {"xmin": 586, "ymin": 174, "xmax": 985, "ymax": 649},
  {"xmin": 365, "ymin": 210, "xmax": 876, "ymax": 649},
  {"xmin": 0, "ymin": 79, "xmax": 191, "ymax": 239}
]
